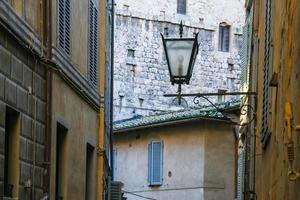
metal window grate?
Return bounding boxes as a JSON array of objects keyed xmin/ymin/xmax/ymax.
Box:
[
  {"xmin": 88, "ymin": 0, "xmax": 99, "ymax": 88},
  {"xmin": 58, "ymin": 0, "xmax": 71, "ymax": 55}
]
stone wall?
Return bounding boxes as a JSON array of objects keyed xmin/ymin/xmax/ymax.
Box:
[
  {"xmin": 0, "ymin": 28, "xmax": 46, "ymax": 199},
  {"xmin": 113, "ymin": 0, "xmax": 245, "ymax": 121}
]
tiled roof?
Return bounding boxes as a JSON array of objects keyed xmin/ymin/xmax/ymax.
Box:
[{"xmin": 113, "ymin": 100, "xmax": 240, "ymax": 132}]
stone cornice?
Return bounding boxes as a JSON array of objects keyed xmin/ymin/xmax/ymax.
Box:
[{"xmin": 0, "ymin": 0, "xmax": 42, "ymax": 55}]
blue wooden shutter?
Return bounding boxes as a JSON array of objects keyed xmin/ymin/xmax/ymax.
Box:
[
  {"xmin": 148, "ymin": 141, "xmax": 163, "ymax": 186},
  {"xmin": 88, "ymin": 0, "xmax": 99, "ymax": 88},
  {"xmin": 58, "ymin": 0, "xmax": 71, "ymax": 55}
]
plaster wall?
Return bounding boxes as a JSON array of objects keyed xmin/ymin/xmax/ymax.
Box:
[
  {"xmin": 49, "ymin": 72, "xmax": 98, "ymax": 200},
  {"xmin": 113, "ymin": 0, "xmax": 245, "ymax": 121},
  {"xmin": 113, "ymin": 121, "xmax": 236, "ymax": 200},
  {"xmin": 250, "ymin": 0, "xmax": 300, "ymax": 199}
]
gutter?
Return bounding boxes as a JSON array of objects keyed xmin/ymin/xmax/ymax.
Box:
[{"xmin": 114, "ymin": 117, "xmax": 233, "ymax": 134}]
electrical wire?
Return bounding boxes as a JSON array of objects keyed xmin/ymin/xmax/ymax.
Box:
[{"xmin": 122, "ymin": 190, "xmax": 157, "ymax": 200}]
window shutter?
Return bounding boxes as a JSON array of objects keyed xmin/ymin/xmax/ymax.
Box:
[
  {"xmin": 148, "ymin": 141, "xmax": 163, "ymax": 186},
  {"xmin": 237, "ymin": 150, "xmax": 245, "ymax": 200},
  {"xmin": 88, "ymin": 0, "xmax": 99, "ymax": 88},
  {"xmin": 261, "ymin": 0, "xmax": 272, "ymax": 148},
  {"xmin": 58, "ymin": 0, "xmax": 71, "ymax": 56},
  {"xmin": 223, "ymin": 27, "xmax": 230, "ymax": 52},
  {"xmin": 177, "ymin": 0, "xmax": 186, "ymax": 14},
  {"xmin": 240, "ymin": 6, "xmax": 253, "ymax": 90}
]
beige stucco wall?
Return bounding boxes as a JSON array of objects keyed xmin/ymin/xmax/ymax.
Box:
[
  {"xmin": 49, "ymin": 73, "xmax": 98, "ymax": 200},
  {"xmin": 114, "ymin": 120, "xmax": 236, "ymax": 200}
]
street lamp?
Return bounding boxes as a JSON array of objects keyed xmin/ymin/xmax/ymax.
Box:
[{"xmin": 161, "ymin": 21, "xmax": 199, "ymax": 104}]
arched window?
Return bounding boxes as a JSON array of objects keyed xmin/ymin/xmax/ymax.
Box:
[
  {"xmin": 218, "ymin": 22, "xmax": 230, "ymax": 52},
  {"xmin": 177, "ymin": 0, "xmax": 186, "ymax": 14}
]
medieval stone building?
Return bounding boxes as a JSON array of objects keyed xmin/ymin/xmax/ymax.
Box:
[{"xmin": 113, "ymin": 0, "xmax": 245, "ymax": 121}]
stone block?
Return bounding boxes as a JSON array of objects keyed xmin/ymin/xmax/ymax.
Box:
[
  {"xmin": 5, "ymin": 78, "xmax": 17, "ymax": 106},
  {"xmin": 37, "ymin": 100, "xmax": 46, "ymax": 123},
  {"xmin": 20, "ymin": 162, "xmax": 33, "ymax": 182},
  {"xmin": 0, "ymin": 155, "xmax": 4, "ymax": 180},
  {"xmin": 23, "ymin": 65, "xmax": 32, "ymax": 89},
  {"xmin": 0, "ymin": 128, "xmax": 4, "ymax": 155},
  {"xmin": 34, "ymin": 75, "xmax": 46, "ymax": 100},
  {"xmin": 35, "ymin": 144, "xmax": 44, "ymax": 164},
  {"xmin": 0, "ymin": 46, "xmax": 11, "ymax": 76},
  {"xmin": 0, "ymin": 101, "xmax": 5, "ymax": 127},
  {"xmin": 21, "ymin": 115, "xmax": 32, "ymax": 139},
  {"xmin": 34, "ymin": 167, "xmax": 43, "ymax": 187},
  {"xmin": 0, "ymin": 73, "xmax": 4, "ymax": 100},
  {"xmin": 35, "ymin": 122, "xmax": 45, "ymax": 144},
  {"xmin": 17, "ymin": 86, "xmax": 28, "ymax": 112},
  {"xmin": 20, "ymin": 137, "xmax": 27, "ymax": 160},
  {"xmin": 11, "ymin": 56, "xmax": 23, "ymax": 83},
  {"xmin": 19, "ymin": 185, "xmax": 30, "ymax": 200},
  {"xmin": 27, "ymin": 140, "xmax": 33, "ymax": 162}
]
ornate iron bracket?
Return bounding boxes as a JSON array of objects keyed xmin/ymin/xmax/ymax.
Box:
[{"xmin": 164, "ymin": 92, "xmax": 257, "ymax": 126}]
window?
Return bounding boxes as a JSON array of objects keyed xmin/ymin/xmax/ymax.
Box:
[
  {"xmin": 218, "ymin": 89, "xmax": 227, "ymax": 103},
  {"xmin": 58, "ymin": 0, "xmax": 71, "ymax": 55},
  {"xmin": 4, "ymin": 107, "xmax": 20, "ymax": 198},
  {"xmin": 218, "ymin": 23, "xmax": 230, "ymax": 52},
  {"xmin": 85, "ymin": 143, "xmax": 94, "ymax": 200},
  {"xmin": 88, "ymin": 0, "xmax": 99, "ymax": 88},
  {"xmin": 127, "ymin": 49, "xmax": 135, "ymax": 58},
  {"xmin": 261, "ymin": 0, "xmax": 272, "ymax": 148},
  {"xmin": 177, "ymin": 0, "xmax": 186, "ymax": 14},
  {"xmin": 148, "ymin": 141, "xmax": 163, "ymax": 186},
  {"xmin": 56, "ymin": 123, "xmax": 67, "ymax": 200}
]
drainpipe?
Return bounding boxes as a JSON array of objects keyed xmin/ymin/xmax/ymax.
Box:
[{"xmin": 44, "ymin": 0, "xmax": 53, "ymax": 198}]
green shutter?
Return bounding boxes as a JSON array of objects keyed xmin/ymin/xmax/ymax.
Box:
[
  {"xmin": 261, "ymin": 0, "xmax": 272, "ymax": 148},
  {"xmin": 237, "ymin": 150, "xmax": 245, "ymax": 200}
]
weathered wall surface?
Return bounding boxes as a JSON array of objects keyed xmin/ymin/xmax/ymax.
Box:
[
  {"xmin": 113, "ymin": 0, "xmax": 245, "ymax": 121},
  {"xmin": 0, "ymin": 28, "xmax": 46, "ymax": 199},
  {"xmin": 113, "ymin": 121, "xmax": 236, "ymax": 200},
  {"xmin": 49, "ymin": 72, "xmax": 98, "ymax": 200},
  {"xmin": 252, "ymin": 0, "xmax": 300, "ymax": 199}
]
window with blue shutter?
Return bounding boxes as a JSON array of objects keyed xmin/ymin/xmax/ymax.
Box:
[
  {"xmin": 148, "ymin": 141, "xmax": 163, "ymax": 186},
  {"xmin": 88, "ymin": 0, "xmax": 99, "ymax": 88},
  {"xmin": 261, "ymin": 0, "xmax": 272, "ymax": 148},
  {"xmin": 218, "ymin": 23, "xmax": 230, "ymax": 52},
  {"xmin": 177, "ymin": 0, "xmax": 186, "ymax": 14},
  {"xmin": 58, "ymin": 0, "xmax": 71, "ymax": 55}
]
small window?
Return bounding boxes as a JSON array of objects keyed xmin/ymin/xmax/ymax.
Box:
[
  {"xmin": 58, "ymin": 0, "xmax": 71, "ymax": 55},
  {"xmin": 218, "ymin": 89, "xmax": 227, "ymax": 103},
  {"xmin": 127, "ymin": 49, "xmax": 135, "ymax": 58},
  {"xmin": 177, "ymin": 0, "xmax": 186, "ymax": 14},
  {"xmin": 148, "ymin": 141, "xmax": 163, "ymax": 186},
  {"xmin": 88, "ymin": 0, "xmax": 99, "ymax": 88},
  {"xmin": 219, "ymin": 23, "xmax": 230, "ymax": 52}
]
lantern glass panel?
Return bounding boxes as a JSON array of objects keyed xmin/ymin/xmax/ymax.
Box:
[{"xmin": 165, "ymin": 40, "xmax": 194, "ymax": 78}]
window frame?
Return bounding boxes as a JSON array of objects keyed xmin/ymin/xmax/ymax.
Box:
[
  {"xmin": 218, "ymin": 23, "xmax": 230, "ymax": 52},
  {"xmin": 148, "ymin": 141, "xmax": 164, "ymax": 186}
]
